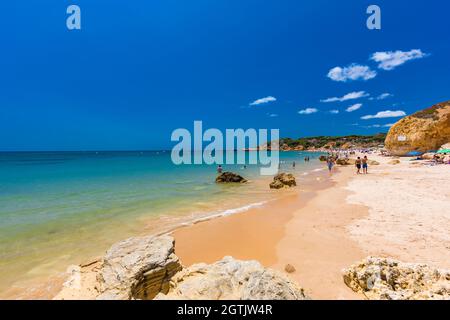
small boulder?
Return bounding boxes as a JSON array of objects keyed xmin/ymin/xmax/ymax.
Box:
[
  {"xmin": 319, "ymin": 155, "xmax": 327, "ymax": 162},
  {"xmin": 368, "ymin": 160, "xmax": 379, "ymax": 165},
  {"xmin": 284, "ymin": 264, "xmax": 296, "ymax": 273},
  {"xmin": 336, "ymin": 158, "xmax": 355, "ymax": 165},
  {"xmin": 215, "ymin": 172, "xmax": 247, "ymax": 183},
  {"xmin": 270, "ymin": 173, "xmax": 296, "ymax": 189},
  {"xmin": 388, "ymin": 159, "xmax": 400, "ymax": 165}
]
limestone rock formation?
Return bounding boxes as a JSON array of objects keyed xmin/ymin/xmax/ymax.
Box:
[
  {"xmin": 269, "ymin": 173, "xmax": 296, "ymax": 189},
  {"xmin": 155, "ymin": 256, "xmax": 308, "ymax": 300},
  {"xmin": 343, "ymin": 257, "xmax": 450, "ymax": 300},
  {"xmin": 385, "ymin": 101, "xmax": 450, "ymax": 156},
  {"xmin": 215, "ymin": 172, "xmax": 247, "ymax": 183},
  {"xmin": 97, "ymin": 235, "xmax": 182, "ymax": 300}
]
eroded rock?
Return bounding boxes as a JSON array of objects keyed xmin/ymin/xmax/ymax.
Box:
[
  {"xmin": 97, "ymin": 235, "xmax": 182, "ymax": 300},
  {"xmin": 343, "ymin": 257, "xmax": 450, "ymax": 300},
  {"xmin": 156, "ymin": 256, "xmax": 308, "ymax": 300}
]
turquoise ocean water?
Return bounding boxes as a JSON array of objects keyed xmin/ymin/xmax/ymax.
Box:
[{"xmin": 0, "ymin": 151, "xmax": 324, "ymax": 297}]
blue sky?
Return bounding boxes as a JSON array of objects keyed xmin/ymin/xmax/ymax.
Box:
[{"xmin": 1, "ymin": 0, "xmax": 449, "ymax": 150}]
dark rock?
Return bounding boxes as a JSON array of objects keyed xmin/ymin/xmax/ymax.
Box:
[
  {"xmin": 270, "ymin": 173, "xmax": 296, "ymax": 189},
  {"xmin": 215, "ymin": 172, "xmax": 247, "ymax": 183}
]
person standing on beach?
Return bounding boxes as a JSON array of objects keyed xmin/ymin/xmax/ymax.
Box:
[
  {"xmin": 326, "ymin": 156, "xmax": 334, "ymax": 173},
  {"xmin": 355, "ymin": 157, "xmax": 362, "ymax": 174},
  {"xmin": 293, "ymin": 161, "xmax": 296, "ymax": 168},
  {"xmin": 217, "ymin": 165, "xmax": 223, "ymax": 173},
  {"xmin": 362, "ymin": 156, "xmax": 368, "ymax": 174}
]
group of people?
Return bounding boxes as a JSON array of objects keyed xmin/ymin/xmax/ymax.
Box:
[
  {"xmin": 325, "ymin": 154, "xmax": 369, "ymax": 174},
  {"xmin": 355, "ymin": 156, "xmax": 369, "ymax": 174}
]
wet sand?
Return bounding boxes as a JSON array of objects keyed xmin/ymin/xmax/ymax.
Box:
[{"xmin": 172, "ymin": 169, "xmax": 366, "ymax": 299}]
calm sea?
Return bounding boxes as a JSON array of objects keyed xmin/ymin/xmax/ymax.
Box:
[{"xmin": 0, "ymin": 151, "xmax": 324, "ymax": 297}]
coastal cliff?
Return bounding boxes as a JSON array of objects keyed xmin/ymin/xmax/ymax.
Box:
[{"xmin": 385, "ymin": 100, "xmax": 450, "ymax": 155}]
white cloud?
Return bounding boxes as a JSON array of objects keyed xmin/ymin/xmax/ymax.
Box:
[
  {"xmin": 361, "ymin": 110, "xmax": 406, "ymax": 120},
  {"xmin": 346, "ymin": 103, "xmax": 362, "ymax": 112},
  {"xmin": 298, "ymin": 108, "xmax": 318, "ymax": 115},
  {"xmin": 329, "ymin": 109, "xmax": 339, "ymax": 114},
  {"xmin": 376, "ymin": 93, "xmax": 393, "ymax": 100},
  {"xmin": 249, "ymin": 96, "xmax": 276, "ymax": 106},
  {"xmin": 369, "ymin": 93, "xmax": 393, "ymax": 100},
  {"xmin": 327, "ymin": 64, "xmax": 377, "ymax": 82},
  {"xmin": 371, "ymin": 49, "xmax": 428, "ymax": 70},
  {"xmin": 321, "ymin": 91, "xmax": 369, "ymax": 103},
  {"xmin": 365, "ymin": 123, "xmax": 395, "ymax": 128},
  {"xmin": 267, "ymin": 113, "xmax": 278, "ymax": 117}
]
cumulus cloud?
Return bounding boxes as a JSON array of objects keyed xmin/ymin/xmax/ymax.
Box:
[
  {"xmin": 370, "ymin": 49, "xmax": 428, "ymax": 70},
  {"xmin": 298, "ymin": 108, "xmax": 318, "ymax": 115},
  {"xmin": 250, "ymin": 96, "xmax": 276, "ymax": 106},
  {"xmin": 327, "ymin": 64, "xmax": 377, "ymax": 82},
  {"xmin": 346, "ymin": 103, "xmax": 362, "ymax": 112},
  {"xmin": 361, "ymin": 110, "xmax": 406, "ymax": 120},
  {"xmin": 329, "ymin": 109, "xmax": 339, "ymax": 114},
  {"xmin": 321, "ymin": 91, "xmax": 369, "ymax": 103},
  {"xmin": 267, "ymin": 113, "xmax": 278, "ymax": 117}
]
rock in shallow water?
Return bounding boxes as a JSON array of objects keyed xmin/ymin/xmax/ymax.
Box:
[
  {"xmin": 156, "ymin": 256, "xmax": 308, "ymax": 300},
  {"xmin": 343, "ymin": 257, "xmax": 450, "ymax": 300},
  {"xmin": 215, "ymin": 172, "xmax": 247, "ymax": 183},
  {"xmin": 269, "ymin": 173, "xmax": 296, "ymax": 189}
]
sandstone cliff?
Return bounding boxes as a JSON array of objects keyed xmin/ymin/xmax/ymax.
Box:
[{"xmin": 385, "ymin": 100, "xmax": 450, "ymax": 156}]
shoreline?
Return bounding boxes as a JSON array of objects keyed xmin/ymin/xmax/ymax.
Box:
[{"xmin": 172, "ymin": 169, "xmax": 331, "ymax": 267}]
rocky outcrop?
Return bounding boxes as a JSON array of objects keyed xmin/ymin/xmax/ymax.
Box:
[
  {"xmin": 155, "ymin": 256, "xmax": 308, "ymax": 300},
  {"xmin": 216, "ymin": 172, "xmax": 247, "ymax": 183},
  {"xmin": 343, "ymin": 257, "xmax": 450, "ymax": 300},
  {"xmin": 97, "ymin": 235, "xmax": 182, "ymax": 300},
  {"xmin": 269, "ymin": 173, "xmax": 296, "ymax": 189},
  {"xmin": 385, "ymin": 101, "xmax": 450, "ymax": 156},
  {"xmin": 368, "ymin": 160, "xmax": 379, "ymax": 165},
  {"xmin": 319, "ymin": 155, "xmax": 327, "ymax": 161}
]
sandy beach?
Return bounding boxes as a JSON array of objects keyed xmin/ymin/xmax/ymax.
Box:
[{"xmin": 172, "ymin": 154, "xmax": 450, "ymax": 299}]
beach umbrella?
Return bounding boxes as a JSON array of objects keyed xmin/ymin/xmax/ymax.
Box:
[
  {"xmin": 436, "ymin": 149, "xmax": 450, "ymax": 154},
  {"xmin": 405, "ymin": 151, "xmax": 422, "ymax": 156}
]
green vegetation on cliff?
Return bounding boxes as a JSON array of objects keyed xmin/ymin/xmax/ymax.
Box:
[{"xmin": 280, "ymin": 133, "xmax": 387, "ymax": 150}]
